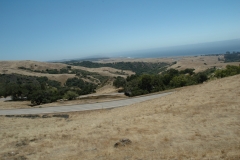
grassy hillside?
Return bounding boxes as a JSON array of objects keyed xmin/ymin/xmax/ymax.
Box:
[
  {"xmin": 64, "ymin": 61, "xmax": 172, "ymax": 74},
  {"xmin": 0, "ymin": 74, "xmax": 239, "ymax": 159},
  {"xmin": 0, "ymin": 60, "xmax": 134, "ymax": 105},
  {"xmin": 0, "ymin": 74, "xmax": 97, "ymax": 105},
  {"xmin": 0, "ymin": 61, "xmax": 134, "ymax": 84}
]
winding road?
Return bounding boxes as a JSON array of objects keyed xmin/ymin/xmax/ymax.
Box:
[{"xmin": 0, "ymin": 92, "xmax": 172, "ymax": 115}]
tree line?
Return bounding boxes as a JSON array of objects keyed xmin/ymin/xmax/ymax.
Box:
[
  {"xmin": 64, "ymin": 61, "xmax": 173, "ymax": 74},
  {"xmin": 214, "ymin": 65, "xmax": 240, "ymax": 78},
  {"xmin": 113, "ymin": 66, "xmax": 240, "ymax": 97},
  {"xmin": 224, "ymin": 51, "xmax": 240, "ymax": 62},
  {"xmin": 18, "ymin": 66, "xmax": 110, "ymax": 85},
  {"xmin": 2, "ymin": 64, "xmax": 239, "ymax": 104},
  {"xmin": 0, "ymin": 74, "xmax": 97, "ymax": 105}
]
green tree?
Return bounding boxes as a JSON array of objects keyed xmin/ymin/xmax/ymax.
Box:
[
  {"xmin": 214, "ymin": 65, "xmax": 240, "ymax": 78},
  {"xmin": 139, "ymin": 75, "xmax": 152, "ymax": 92},
  {"xmin": 113, "ymin": 76, "xmax": 126, "ymax": 88},
  {"xmin": 194, "ymin": 72, "xmax": 208, "ymax": 83},
  {"xmin": 30, "ymin": 90, "xmax": 47, "ymax": 105},
  {"xmin": 170, "ymin": 75, "xmax": 185, "ymax": 87},
  {"xmin": 64, "ymin": 91, "xmax": 78, "ymax": 100},
  {"xmin": 151, "ymin": 75, "xmax": 165, "ymax": 92},
  {"xmin": 180, "ymin": 68, "xmax": 195, "ymax": 75}
]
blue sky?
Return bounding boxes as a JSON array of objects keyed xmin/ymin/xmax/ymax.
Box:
[{"xmin": 0, "ymin": 0, "xmax": 240, "ymax": 61}]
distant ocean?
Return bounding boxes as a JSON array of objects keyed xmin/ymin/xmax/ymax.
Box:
[{"xmin": 123, "ymin": 39, "xmax": 240, "ymax": 58}]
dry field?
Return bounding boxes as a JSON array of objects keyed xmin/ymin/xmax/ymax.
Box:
[
  {"xmin": 1, "ymin": 56, "xmax": 238, "ymax": 84},
  {"xmin": 95, "ymin": 57, "xmax": 176, "ymax": 63},
  {"xmin": 0, "ymin": 74, "xmax": 240, "ymax": 159},
  {"xmin": 169, "ymin": 56, "xmax": 240, "ymax": 73},
  {"xmin": 96, "ymin": 55, "xmax": 240, "ymax": 73},
  {"xmin": 0, "ymin": 61, "xmax": 134, "ymax": 84}
]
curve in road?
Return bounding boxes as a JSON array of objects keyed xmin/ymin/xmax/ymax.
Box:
[{"xmin": 0, "ymin": 92, "xmax": 172, "ymax": 115}]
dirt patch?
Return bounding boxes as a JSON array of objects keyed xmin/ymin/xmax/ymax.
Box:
[{"xmin": 114, "ymin": 138, "xmax": 132, "ymax": 148}]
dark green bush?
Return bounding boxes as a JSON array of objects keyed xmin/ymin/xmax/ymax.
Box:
[
  {"xmin": 63, "ymin": 91, "xmax": 78, "ymax": 100},
  {"xmin": 113, "ymin": 76, "xmax": 126, "ymax": 88},
  {"xmin": 214, "ymin": 65, "xmax": 240, "ymax": 78}
]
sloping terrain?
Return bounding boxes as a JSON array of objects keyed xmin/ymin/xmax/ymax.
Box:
[
  {"xmin": 169, "ymin": 55, "xmax": 240, "ymax": 72},
  {"xmin": 0, "ymin": 61, "xmax": 134, "ymax": 84},
  {"xmin": 95, "ymin": 55, "xmax": 240, "ymax": 73},
  {"xmin": 0, "ymin": 74, "xmax": 239, "ymax": 159}
]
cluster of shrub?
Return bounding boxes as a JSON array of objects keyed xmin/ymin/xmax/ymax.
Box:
[
  {"xmin": 18, "ymin": 66, "xmax": 110, "ymax": 85},
  {"xmin": 113, "ymin": 65, "xmax": 240, "ymax": 97},
  {"xmin": 18, "ymin": 66, "xmax": 70, "ymax": 74},
  {"xmin": 224, "ymin": 51, "xmax": 240, "ymax": 62},
  {"xmin": 214, "ymin": 65, "xmax": 240, "ymax": 78},
  {"xmin": 0, "ymin": 74, "xmax": 97, "ymax": 105},
  {"xmin": 64, "ymin": 61, "xmax": 172, "ymax": 74}
]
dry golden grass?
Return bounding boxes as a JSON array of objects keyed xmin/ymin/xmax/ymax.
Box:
[
  {"xmin": 96, "ymin": 55, "xmax": 240, "ymax": 73},
  {"xmin": 1, "ymin": 56, "xmax": 239, "ymax": 83},
  {"xmin": 95, "ymin": 57, "xmax": 176, "ymax": 63},
  {"xmin": 95, "ymin": 79, "xmax": 119, "ymax": 94},
  {"xmin": 0, "ymin": 100, "xmax": 31, "ymax": 109},
  {"xmin": 0, "ymin": 61, "xmax": 73, "ymax": 84},
  {"xmin": 0, "ymin": 60, "xmax": 134, "ymax": 84},
  {"xmin": 1, "ymin": 74, "xmax": 240, "ymax": 159},
  {"xmin": 169, "ymin": 55, "xmax": 240, "ymax": 72}
]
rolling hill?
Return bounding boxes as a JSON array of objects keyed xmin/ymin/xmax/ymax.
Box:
[{"xmin": 0, "ymin": 74, "xmax": 239, "ymax": 159}]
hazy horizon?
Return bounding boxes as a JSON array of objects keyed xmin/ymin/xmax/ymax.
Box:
[
  {"xmin": 2, "ymin": 38, "xmax": 240, "ymax": 62},
  {"xmin": 1, "ymin": 0, "xmax": 240, "ymax": 61}
]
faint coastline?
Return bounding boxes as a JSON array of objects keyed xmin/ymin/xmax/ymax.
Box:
[{"xmin": 122, "ymin": 38, "xmax": 240, "ymax": 58}]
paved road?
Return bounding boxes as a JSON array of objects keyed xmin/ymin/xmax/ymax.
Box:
[
  {"xmin": 0, "ymin": 92, "xmax": 172, "ymax": 115},
  {"xmin": 78, "ymin": 92, "xmax": 124, "ymax": 98},
  {"xmin": 0, "ymin": 97, "xmax": 12, "ymax": 101}
]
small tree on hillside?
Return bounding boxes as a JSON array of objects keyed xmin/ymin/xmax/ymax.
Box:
[{"xmin": 64, "ymin": 91, "xmax": 78, "ymax": 100}]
